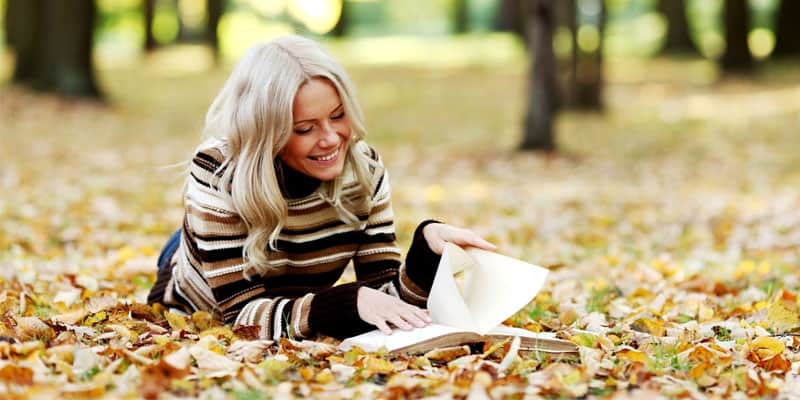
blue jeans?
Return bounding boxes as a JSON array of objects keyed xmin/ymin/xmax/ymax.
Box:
[{"xmin": 157, "ymin": 229, "xmax": 182, "ymax": 271}]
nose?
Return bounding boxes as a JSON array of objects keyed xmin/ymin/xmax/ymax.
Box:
[{"xmin": 318, "ymin": 122, "xmax": 339, "ymax": 148}]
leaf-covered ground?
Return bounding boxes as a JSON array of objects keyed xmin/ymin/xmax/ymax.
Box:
[{"xmin": 2, "ymin": 47, "xmax": 800, "ymax": 398}]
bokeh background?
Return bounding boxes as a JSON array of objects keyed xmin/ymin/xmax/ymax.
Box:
[{"xmin": 2, "ymin": 0, "xmax": 798, "ymax": 265}]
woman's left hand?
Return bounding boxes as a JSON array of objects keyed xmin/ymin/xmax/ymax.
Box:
[{"xmin": 422, "ymin": 223, "xmax": 497, "ymax": 255}]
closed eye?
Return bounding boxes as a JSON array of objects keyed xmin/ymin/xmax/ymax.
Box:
[
  {"xmin": 331, "ymin": 111, "xmax": 345, "ymax": 120},
  {"xmin": 294, "ymin": 126, "xmax": 313, "ymax": 134}
]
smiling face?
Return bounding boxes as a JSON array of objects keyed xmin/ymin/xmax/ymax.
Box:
[{"xmin": 279, "ymin": 77, "xmax": 352, "ymax": 182}]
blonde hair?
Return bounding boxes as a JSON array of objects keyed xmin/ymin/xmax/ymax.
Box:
[{"xmin": 199, "ymin": 35, "xmax": 378, "ymax": 278}]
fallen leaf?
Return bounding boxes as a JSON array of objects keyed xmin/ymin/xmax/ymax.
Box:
[
  {"xmin": 0, "ymin": 364, "xmax": 34, "ymax": 385},
  {"xmin": 188, "ymin": 345, "xmax": 242, "ymax": 377},
  {"xmin": 424, "ymin": 345, "xmax": 471, "ymax": 362}
]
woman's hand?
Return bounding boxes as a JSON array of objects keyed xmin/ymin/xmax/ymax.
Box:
[
  {"xmin": 422, "ymin": 223, "xmax": 497, "ymax": 255},
  {"xmin": 357, "ymin": 287, "xmax": 431, "ymax": 334}
]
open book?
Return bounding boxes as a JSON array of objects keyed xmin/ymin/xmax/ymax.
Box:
[{"xmin": 339, "ymin": 243, "xmax": 578, "ymax": 355}]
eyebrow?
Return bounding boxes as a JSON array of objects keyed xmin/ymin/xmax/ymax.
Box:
[{"xmin": 294, "ymin": 103, "xmax": 344, "ymax": 124}]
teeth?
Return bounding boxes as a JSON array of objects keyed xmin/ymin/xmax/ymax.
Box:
[{"xmin": 312, "ymin": 148, "xmax": 339, "ymax": 161}]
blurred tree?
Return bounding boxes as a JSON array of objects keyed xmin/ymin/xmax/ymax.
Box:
[
  {"xmin": 207, "ymin": 0, "xmax": 224, "ymax": 59},
  {"xmin": 720, "ymin": 0, "xmax": 753, "ymax": 72},
  {"xmin": 521, "ymin": 0, "xmax": 558, "ymax": 151},
  {"xmin": 559, "ymin": 0, "xmax": 604, "ymax": 110},
  {"xmin": 176, "ymin": 0, "xmax": 205, "ymax": 44},
  {"xmin": 495, "ymin": 0, "xmax": 525, "ymax": 38},
  {"xmin": 556, "ymin": 0, "xmax": 577, "ymax": 106},
  {"xmin": 4, "ymin": 0, "xmax": 101, "ymax": 98},
  {"xmin": 657, "ymin": 0, "xmax": 697, "ymax": 55},
  {"xmin": 143, "ymin": 0, "xmax": 158, "ymax": 52},
  {"xmin": 4, "ymin": 0, "xmax": 38, "ymax": 83},
  {"xmin": 773, "ymin": 0, "xmax": 800, "ymax": 57},
  {"xmin": 331, "ymin": 0, "xmax": 350, "ymax": 37},
  {"xmin": 453, "ymin": 0, "xmax": 470, "ymax": 34}
]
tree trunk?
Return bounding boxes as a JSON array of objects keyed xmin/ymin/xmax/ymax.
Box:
[
  {"xmin": 176, "ymin": 0, "xmax": 202, "ymax": 43},
  {"xmin": 520, "ymin": 0, "xmax": 558, "ymax": 151},
  {"xmin": 453, "ymin": 0, "xmax": 469, "ymax": 34},
  {"xmin": 29, "ymin": 0, "xmax": 101, "ymax": 97},
  {"xmin": 7, "ymin": 0, "xmax": 41, "ymax": 83},
  {"xmin": 721, "ymin": 0, "xmax": 753, "ymax": 72},
  {"xmin": 773, "ymin": 0, "xmax": 800, "ymax": 57},
  {"xmin": 331, "ymin": 0, "xmax": 349, "ymax": 37},
  {"xmin": 495, "ymin": 0, "xmax": 525, "ymax": 39},
  {"xmin": 143, "ymin": 0, "xmax": 158, "ymax": 51},
  {"xmin": 574, "ymin": 0, "xmax": 604, "ymax": 109},
  {"xmin": 206, "ymin": 0, "xmax": 224, "ymax": 59},
  {"xmin": 555, "ymin": 0, "xmax": 576, "ymax": 107},
  {"xmin": 658, "ymin": 0, "xmax": 696, "ymax": 54}
]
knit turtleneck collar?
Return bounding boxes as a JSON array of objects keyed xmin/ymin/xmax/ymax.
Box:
[{"xmin": 275, "ymin": 159, "xmax": 322, "ymax": 199}]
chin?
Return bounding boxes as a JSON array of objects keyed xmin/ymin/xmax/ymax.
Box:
[{"xmin": 312, "ymin": 163, "xmax": 345, "ymax": 181}]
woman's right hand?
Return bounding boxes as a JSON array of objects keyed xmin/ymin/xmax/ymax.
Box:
[{"xmin": 356, "ymin": 286, "xmax": 431, "ymax": 334}]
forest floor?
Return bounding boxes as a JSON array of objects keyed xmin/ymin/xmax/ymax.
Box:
[{"xmin": 1, "ymin": 45, "xmax": 800, "ymax": 398}]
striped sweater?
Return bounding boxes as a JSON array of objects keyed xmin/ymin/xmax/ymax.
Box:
[{"xmin": 147, "ymin": 140, "xmax": 441, "ymax": 340}]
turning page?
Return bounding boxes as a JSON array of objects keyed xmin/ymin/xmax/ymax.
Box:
[{"xmin": 428, "ymin": 243, "xmax": 549, "ymax": 334}]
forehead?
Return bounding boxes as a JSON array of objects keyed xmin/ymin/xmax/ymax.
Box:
[{"xmin": 293, "ymin": 78, "xmax": 341, "ymax": 120}]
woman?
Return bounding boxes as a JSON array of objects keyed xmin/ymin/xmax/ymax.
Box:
[{"xmin": 147, "ymin": 35, "xmax": 495, "ymax": 340}]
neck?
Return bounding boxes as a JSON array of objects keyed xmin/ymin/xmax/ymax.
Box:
[{"xmin": 275, "ymin": 160, "xmax": 321, "ymax": 199}]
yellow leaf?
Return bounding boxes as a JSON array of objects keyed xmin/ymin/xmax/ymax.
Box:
[
  {"xmin": 191, "ymin": 311, "xmax": 216, "ymax": 331},
  {"xmin": 299, "ymin": 367, "xmax": 315, "ymax": 382},
  {"xmin": 615, "ymin": 347, "xmax": 648, "ymax": 364},
  {"xmin": 83, "ymin": 311, "xmax": 108, "ymax": 326},
  {"xmin": 698, "ymin": 304, "xmax": 715, "ymax": 322},
  {"xmin": 757, "ymin": 261, "xmax": 771, "ymax": 276},
  {"xmin": 754, "ymin": 300, "xmax": 769, "ymax": 311},
  {"xmin": 315, "ymin": 368, "xmax": 334, "ymax": 384},
  {"xmin": 767, "ymin": 298, "xmax": 800, "ymax": 334},
  {"xmin": 631, "ymin": 317, "xmax": 665, "ymax": 336},
  {"xmin": 749, "ymin": 337, "xmax": 785, "ymax": 362},
  {"xmin": 424, "ymin": 185, "xmax": 444, "ymax": 204},
  {"xmin": 164, "ymin": 311, "xmax": 188, "ymax": 331},
  {"xmin": 199, "ymin": 326, "xmax": 235, "ymax": 341},
  {"xmin": 259, "ymin": 357, "xmax": 292, "ymax": 380},
  {"xmin": 733, "ymin": 260, "xmax": 756, "ymax": 279},
  {"xmin": 117, "ymin": 246, "xmax": 137, "ymax": 263},
  {"xmin": 365, "ymin": 356, "xmax": 394, "ymax": 374}
]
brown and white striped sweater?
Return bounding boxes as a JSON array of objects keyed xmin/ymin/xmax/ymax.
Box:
[{"xmin": 147, "ymin": 141, "xmax": 441, "ymax": 340}]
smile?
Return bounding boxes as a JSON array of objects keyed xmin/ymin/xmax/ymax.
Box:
[{"xmin": 309, "ymin": 147, "xmax": 340, "ymax": 162}]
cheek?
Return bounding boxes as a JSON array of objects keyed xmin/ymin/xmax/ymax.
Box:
[
  {"xmin": 338, "ymin": 119, "xmax": 353, "ymax": 138},
  {"xmin": 281, "ymin": 136, "xmax": 313, "ymax": 159}
]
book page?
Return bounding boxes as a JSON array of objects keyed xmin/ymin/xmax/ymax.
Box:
[
  {"xmin": 429, "ymin": 243, "xmax": 549, "ymax": 334},
  {"xmin": 461, "ymin": 246, "xmax": 549, "ymax": 333},
  {"xmin": 488, "ymin": 324, "xmax": 557, "ymax": 339},
  {"xmin": 338, "ymin": 323, "xmax": 466, "ymax": 352},
  {"xmin": 427, "ymin": 243, "xmax": 481, "ymax": 332}
]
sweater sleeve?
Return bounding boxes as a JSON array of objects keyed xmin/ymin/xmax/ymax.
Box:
[{"xmin": 178, "ymin": 147, "xmax": 371, "ymax": 340}]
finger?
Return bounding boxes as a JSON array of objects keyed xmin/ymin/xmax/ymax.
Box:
[
  {"xmin": 388, "ymin": 314, "xmax": 414, "ymax": 331},
  {"xmin": 428, "ymin": 236, "xmax": 446, "ymax": 255},
  {"xmin": 448, "ymin": 230, "xmax": 496, "ymax": 251},
  {"xmin": 402, "ymin": 310, "xmax": 428, "ymax": 328},
  {"xmin": 374, "ymin": 319, "xmax": 393, "ymax": 335},
  {"xmin": 466, "ymin": 235, "xmax": 497, "ymax": 250},
  {"xmin": 417, "ymin": 308, "xmax": 432, "ymax": 323}
]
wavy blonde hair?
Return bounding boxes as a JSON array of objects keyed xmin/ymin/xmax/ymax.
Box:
[{"xmin": 198, "ymin": 35, "xmax": 379, "ymax": 278}]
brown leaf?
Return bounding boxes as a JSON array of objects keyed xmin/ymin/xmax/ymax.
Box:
[
  {"xmin": 0, "ymin": 364, "xmax": 34, "ymax": 385},
  {"xmin": 14, "ymin": 316, "xmax": 53, "ymax": 342},
  {"xmin": 424, "ymin": 345, "xmax": 471, "ymax": 362},
  {"xmin": 233, "ymin": 325, "xmax": 261, "ymax": 340}
]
